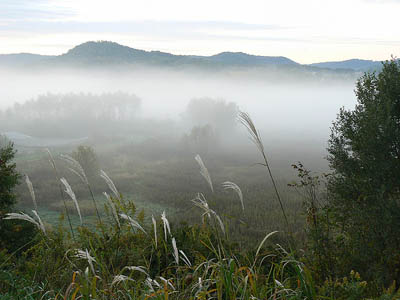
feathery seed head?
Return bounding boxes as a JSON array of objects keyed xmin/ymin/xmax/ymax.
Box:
[
  {"xmin": 172, "ymin": 237, "xmax": 179, "ymax": 265},
  {"xmin": 100, "ymin": 170, "xmax": 120, "ymax": 200},
  {"xmin": 119, "ymin": 213, "xmax": 146, "ymax": 234},
  {"xmin": 74, "ymin": 249, "xmax": 96, "ymax": 275},
  {"xmin": 111, "ymin": 275, "xmax": 135, "ymax": 287},
  {"xmin": 60, "ymin": 154, "xmax": 88, "ymax": 185},
  {"xmin": 60, "ymin": 177, "xmax": 82, "ymax": 225},
  {"xmin": 25, "ymin": 175, "xmax": 37, "ymax": 211},
  {"xmin": 222, "ymin": 181, "xmax": 244, "ymax": 211},
  {"xmin": 152, "ymin": 215, "xmax": 157, "ymax": 249},
  {"xmin": 195, "ymin": 154, "xmax": 214, "ymax": 193},
  {"xmin": 104, "ymin": 192, "xmax": 120, "ymax": 228},
  {"xmin": 161, "ymin": 211, "xmax": 171, "ymax": 241},
  {"xmin": 238, "ymin": 111, "xmax": 265, "ymax": 154},
  {"xmin": 4, "ymin": 211, "xmax": 46, "ymax": 235}
]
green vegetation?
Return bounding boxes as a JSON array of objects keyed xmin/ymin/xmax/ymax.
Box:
[
  {"xmin": 0, "ymin": 139, "xmax": 36, "ymax": 255},
  {"xmin": 324, "ymin": 58, "xmax": 400, "ymax": 286},
  {"xmin": 1, "ymin": 60, "xmax": 400, "ymax": 299},
  {"xmin": 0, "ymin": 138, "xmax": 20, "ymax": 212}
]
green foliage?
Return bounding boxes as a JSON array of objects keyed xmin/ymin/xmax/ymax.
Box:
[
  {"xmin": 182, "ymin": 124, "xmax": 219, "ymax": 155},
  {"xmin": 317, "ymin": 270, "xmax": 369, "ymax": 300},
  {"xmin": 0, "ymin": 139, "xmax": 20, "ymax": 212},
  {"xmin": 71, "ymin": 145, "xmax": 100, "ymax": 178},
  {"xmin": 0, "ymin": 140, "xmax": 36, "ymax": 254},
  {"xmin": 326, "ymin": 59, "xmax": 400, "ymax": 286},
  {"xmin": 183, "ymin": 98, "xmax": 238, "ymax": 134}
]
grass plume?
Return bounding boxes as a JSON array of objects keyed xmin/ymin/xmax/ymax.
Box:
[
  {"xmin": 238, "ymin": 111, "xmax": 289, "ymax": 230},
  {"xmin": 60, "ymin": 177, "xmax": 82, "ymax": 225},
  {"xmin": 4, "ymin": 210, "xmax": 46, "ymax": 235},
  {"xmin": 119, "ymin": 213, "xmax": 146, "ymax": 234},
  {"xmin": 161, "ymin": 211, "xmax": 171, "ymax": 241},
  {"xmin": 195, "ymin": 154, "xmax": 214, "ymax": 193},
  {"xmin": 45, "ymin": 148, "xmax": 75, "ymax": 239},
  {"xmin": 100, "ymin": 170, "xmax": 121, "ymax": 201},
  {"xmin": 25, "ymin": 175, "xmax": 38, "ymax": 211},
  {"xmin": 222, "ymin": 181, "xmax": 244, "ymax": 211},
  {"xmin": 61, "ymin": 154, "xmax": 102, "ymax": 225},
  {"xmin": 104, "ymin": 192, "xmax": 120, "ymax": 229}
]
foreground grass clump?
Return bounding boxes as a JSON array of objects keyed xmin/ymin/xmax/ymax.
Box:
[
  {"xmin": 0, "ymin": 176, "xmax": 312, "ymax": 300},
  {"xmin": 2, "ymin": 189, "xmax": 397, "ymax": 300},
  {"xmin": 0, "ymin": 141, "xmax": 317, "ymax": 299}
]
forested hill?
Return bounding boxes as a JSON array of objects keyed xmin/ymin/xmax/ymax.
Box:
[
  {"xmin": 308, "ymin": 59, "xmax": 383, "ymax": 71},
  {"xmin": 0, "ymin": 41, "xmax": 382, "ymax": 73}
]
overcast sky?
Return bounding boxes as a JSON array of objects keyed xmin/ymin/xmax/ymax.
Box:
[{"xmin": 0, "ymin": 0, "xmax": 399, "ymax": 63}]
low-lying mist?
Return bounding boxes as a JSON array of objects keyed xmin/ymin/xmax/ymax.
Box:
[{"xmin": 1, "ymin": 66, "xmax": 357, "ymax": 176}]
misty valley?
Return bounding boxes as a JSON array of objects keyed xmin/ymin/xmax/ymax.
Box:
[
  {"xmin": 1, "ymin": 41, "xmax": 399, "ymax": 300},
  {"xmin": 0, "ymin": 61, "xmax": 356, "ymax": 238}
]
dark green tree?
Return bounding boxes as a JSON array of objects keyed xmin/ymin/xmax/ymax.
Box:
[
  {"xmin": 0, "ymin": 139, "xmax": 35, "ymax": 254},
  {"xmin": 0, "ymin": 139, "xmax": 20, "ymax": 213},
  {"xmin": 327, "ymin": 59, "xmax": 400, "ymax": 286}
]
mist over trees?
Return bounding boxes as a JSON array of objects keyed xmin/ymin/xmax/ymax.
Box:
[
  {"xmin": 0, "ymin": 92, "xmax": 141, "ymax": 138},
  {"xmin": 182, "ymin": 98, "xmax": 238, "ymax": 132}
]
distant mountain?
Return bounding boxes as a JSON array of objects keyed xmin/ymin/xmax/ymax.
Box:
[
  {"xmin": 57, "ymin": 41, "xmax": 301, "ymax": 67},
  {"xmin": 309, "ymin": 59, "xmax": 383, "ymax": 71},
  {"xmin": 58, "ymin": 41, "xmax": 186, "ymax": 65},
  {"xmin": 0, "ymin": 53, "xmax": 50, "ymax": 67},
  {"xmin": 208, "ymin": 52, "xmax": 297, "ymax": 66},
  {"xmin": 0, "ymin": 41, "xmax": 300, "ymax": 69},
  {"xmin": 0, "ymin": 41, "xmax": 384, "ymax": 73}
]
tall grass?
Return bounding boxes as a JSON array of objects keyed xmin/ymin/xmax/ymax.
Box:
[
  {"xmin": 3, "ymin": 153, "xmax": 307, "ymax": 300},
  {"xmin": 46, "ymin": 148, "xmax": 75, "ymax": 239},
  {"xmin": 238, "ymin": 111, "xmax": 289, "ymax": 232},
  {"xmin": 61, "ymin": 154, "xmax": 103, "ymax": 225}
]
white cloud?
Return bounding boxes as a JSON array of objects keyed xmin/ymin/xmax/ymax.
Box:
[{"xmin": 0, "ymin": 0, "xmax": 399, "ymax": 63}]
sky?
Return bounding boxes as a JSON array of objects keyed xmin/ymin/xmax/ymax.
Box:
[{"xmin": 0, "ymin": 0, "xmax": 399, "ymax": 63}]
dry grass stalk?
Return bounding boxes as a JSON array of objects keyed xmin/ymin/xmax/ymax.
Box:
[
  {"xmin": 119, "ymin": 213, "xmax": 146, "ymax": 234},
  {"xmin": 161, "ymin": 211, "xmax": 171, "ymax": 241},
  {"xmin": 25, "ymin": 175, "xmax": 37, "ymax": 211},
  {"xmin": 191, "ymin": 193, "xmax": 211, "ymax": 219},
  {"xmin": 222, "ymin": 181, "xmax": 244, "ymax": 211},
  {"xmin": 124, "ymin": 266, "xmax": 149, "ymax": 277},
  {"xmin": 255, "ymin": 231, "xmax": 278, "ymax": 259},
  {"xmin": 45, "ymin": 148, "xmax": 75, "ymax": 239},
  {"xmin": 60, "ymin": 154, "xmax": 88, "ymax": 185},
  {"xmin": 100, "ymin": 170, "xmax": 121, "ymax": 200},
  {"xmin": 238, "ymin": 110, "xmax": 289, "ymax": 229},
  {"xmin": 111, "ymin": 275, "xmax": 135, "ymax": 287},
  {"xmin": 195, "ymin": 154, "xmax": 214, "ymax": 193},
  {"xmin": 60, "ymin": 177, "xmax": 83, "ymax": 225},
  {"xmin": 152, "ymin": 215, "xmax": 158, "ymax": 249},
  {"xmin": 74, "ymin": 249, "xmax": 96, "ymax": 274},
  {"xmin": 61, "ymin": 153, "xmax": 102, "ymax": 225},
  {"xmin": 104, "ymin": 192, "xmax": 120, "ymax": 229},
  {"xmin": 180, "ymin": 250, "xmax": 192, "ymax": 267},
  {"xmin": 31, "ymin": 210, "xmax": 46, "ymax": 235},
  {"xmin": 191, "ymin": 193, "xmax": 225, "ymax": 234},
  {"xmin": 4, "ymin": 211, "xmax": 46, "ymax": 235},
  {"xmin": 172, "ymin": 237, "xmax": 179, "ymax": 265}
]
